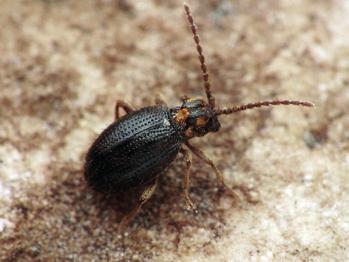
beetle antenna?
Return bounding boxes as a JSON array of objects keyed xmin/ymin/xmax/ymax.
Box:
[
  {"xmin": 215, "ymin": 99, "xmax": 314, "ymax": 115},
  {"xmin": 184, "ymin": 3, "xmax": 216, "ymax": 108}
]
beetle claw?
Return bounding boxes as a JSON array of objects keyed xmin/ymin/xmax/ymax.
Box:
[
  {"xmin": 185, "ymin": 197, "xmax": 198, "ymax": 213},
  {"xmin": 186, "ymin": 204, "xmax": 198, "ymax": 215}
]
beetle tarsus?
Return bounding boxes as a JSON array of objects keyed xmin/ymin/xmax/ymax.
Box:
[
  {"xmin": 185, "ymin": 141, "xmax": 240, "ymax": 201},
  {"xmin": 117, "ymin": 204, "xmax": 142, "ymax": 234}
]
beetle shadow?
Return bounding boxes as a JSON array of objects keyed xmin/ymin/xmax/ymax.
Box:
[
  {"xmin": 91, "ymin": 156, "xmax": 235, "ymax": 231},
  {"xmin": 3, "ymin": 157, "xmax": 240, "ymax": 260}
]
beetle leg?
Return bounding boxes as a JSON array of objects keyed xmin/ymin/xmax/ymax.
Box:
[
  {"xmin": 179, "ymin": 147, "xmax": 198, "ymax": 213},
  {"xmin": 154, "ymin": 93, "xmax": 167, "ymax": 106},
  {"xmin": 185, "ymin": 142, "xmax": 240, "ymax": 201},
  {"xmin": 115, "ymin": 100, "xmax": 134, "ymax": 120},
  {"xmin": 118, "ymin": 180, "xmax": 157, "ymax": 233}
]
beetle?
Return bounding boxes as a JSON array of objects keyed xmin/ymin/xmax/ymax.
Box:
[{"xmin": 84, "ymin": 3, "xmax": 314, "ymax": 229}]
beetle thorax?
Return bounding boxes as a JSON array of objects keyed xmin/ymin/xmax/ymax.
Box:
[{"xmin": 171, "ymin": 98, "xmax": 221, "ymax": 139}]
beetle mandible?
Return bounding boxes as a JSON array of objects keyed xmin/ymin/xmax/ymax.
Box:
[{"xmin": 84, "ymin": 3, "xmax": 314, "ymax": 229}]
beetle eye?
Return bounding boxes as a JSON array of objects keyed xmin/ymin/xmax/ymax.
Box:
[{"xmin": 195, "ymin": 116, "xmax": 208, "ymax": 127}]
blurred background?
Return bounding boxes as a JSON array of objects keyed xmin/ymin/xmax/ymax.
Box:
[{"xmin": 0, "ymin": 0, "xmax": 348, "ymax": 261}]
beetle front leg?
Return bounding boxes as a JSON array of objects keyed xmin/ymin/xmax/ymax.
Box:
[
  {"xmin": 118, "ymin": 180, "xmax": 157, "ymax": 233},
  {"xmin": 115, "ymin": 100, "xmax": 134, "ymax": 121},
  {"xmin": 180, "ymin": 147, "xmax": 198, "ymax": 213},
  {"xmin": 185, "ymin": 142, "xmax": 240, "ymax": 201}
]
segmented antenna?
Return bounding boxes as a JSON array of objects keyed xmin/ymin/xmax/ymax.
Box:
[
  {"xmin": 184, "ymin": 3, "xmax": 216, "ymax": 108},
  {"xmin": 215, "ymin": 99, "xmax": 314, "ymax": 115}
]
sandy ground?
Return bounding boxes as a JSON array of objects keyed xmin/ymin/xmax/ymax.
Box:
[{"xmin": 0, "ymin": 0, "xmax": 348, "ymax": 261}]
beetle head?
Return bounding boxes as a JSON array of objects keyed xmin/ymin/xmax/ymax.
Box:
[
  {"xmin": 174, "ymin": 98, "xmax": 220, "ymax": 138},
  {"xmin": 182, "ymin": 3, "xmax": 313, "ymax": 131}
]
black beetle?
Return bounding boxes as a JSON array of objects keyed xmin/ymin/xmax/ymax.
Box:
[{"xmin": 84, "ymin": 4, "xmax": 313, "ymax": 229}]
